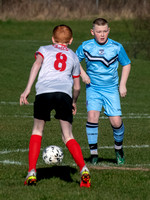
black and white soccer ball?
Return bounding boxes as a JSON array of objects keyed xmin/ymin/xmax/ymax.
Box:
[{"xmin": 42, "ymin": 145, "xmax": 64, "ymax": 164}]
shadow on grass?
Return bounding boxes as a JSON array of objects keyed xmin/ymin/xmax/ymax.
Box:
[
  {"xmin": 37, "ymin": 166, "xmax": 77, "ymax": 183},
  {"xmin": 85, "ymin": 157, "xmax": 116, "ymax": 164}
]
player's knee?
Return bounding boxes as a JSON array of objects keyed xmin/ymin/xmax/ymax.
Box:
[
  {"xmin": 110, "ymin": 117, "xmax": 122, "ymax": 128},
  {"xmin": 112, "ymin": 121, "xmax": 122, "ymax": 128},
  {"xmin": 88, "ymin": 111, "xmax": 99, "ymax": 123}
]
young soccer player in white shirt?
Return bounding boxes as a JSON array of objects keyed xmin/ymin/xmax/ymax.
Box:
[{"xmin": 20, "ymin": 25, "xmax": 91, "ymax": 187}]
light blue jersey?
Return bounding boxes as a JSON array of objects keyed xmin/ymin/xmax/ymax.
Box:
[
  {"xmin": 76, "ymin": 38, "xmax": 131, "ymax": 116},
  {"xmin": 76, "ymin": 38, "xmax": 131, "ymax": 88}
]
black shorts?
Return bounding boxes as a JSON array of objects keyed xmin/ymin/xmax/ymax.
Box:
[{"xmin": 34, "ymin": 92, "xmax": 73, "ymax": 123}]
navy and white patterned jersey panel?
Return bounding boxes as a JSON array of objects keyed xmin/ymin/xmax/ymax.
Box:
[{"xmin": 76, "ymin": 38, "xmax": 131, "ymax": 88}]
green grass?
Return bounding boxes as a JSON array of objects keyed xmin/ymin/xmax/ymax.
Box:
[{"xmin": 0, "ymin": 19, "xmax": 150, "ymax": 200}]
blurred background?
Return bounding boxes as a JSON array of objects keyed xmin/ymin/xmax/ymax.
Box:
[
  {"xmin": 0, "ymin": 2, "xmax": 150, "ymax": 199},
  {"xmin": 0, "ymin": 0, "xmax": 149, "ymax": 21}
]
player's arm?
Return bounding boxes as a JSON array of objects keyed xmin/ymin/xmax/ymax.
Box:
[
  {"xmin": 80, "ymin": 65, "xmax": 91, "ymax": 84},
  {"xmin": 119, "ymin": 63, "xmax": 131, "ymax": 97},
  {"xmin": 20, "ymin": 54, "xmax": 43, "ymax": 105},
  {"xmin": 76, "ymin": 44, "xmax": 90, "ymax": 84},
  {"xmin": 72, "ymin": 77, "xmax": 80, "ymax": 115}
]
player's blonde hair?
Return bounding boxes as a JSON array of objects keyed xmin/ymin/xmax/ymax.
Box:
[
  {"xmin": 93, "ymin": 18, "xmax": 109, "ymax": 28},
  {"xmin": 53, "ymin": 25, "xmax": 73, "ymax": 44}
]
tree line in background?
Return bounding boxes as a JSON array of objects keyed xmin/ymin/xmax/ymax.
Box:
[{"xmin": 0, "ymin": 0, "xmax": 149, "ymax": 20}]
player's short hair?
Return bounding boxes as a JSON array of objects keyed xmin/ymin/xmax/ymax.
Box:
[
  {"xmin": 53, "ymin": 25, "xmax": 73, "ymax": 44},
  {"xmin": 93, "ymin": 18, "xmax": 109, "ymax": 28}
]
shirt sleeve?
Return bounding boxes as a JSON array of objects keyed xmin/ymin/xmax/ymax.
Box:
[
  {"xmin": 118, "ymin": 44, "xmax": 131, "ymax": 66},
  {"xmin": 76, "ymin": 44, "xmax": 85, "ymax": 62},
  {"xmin": 35, "ymin": 46, "xmax": 44, "ymax": 59},
  {"xmin": 72, "ymin": 54, "xmax": 81, "ymax": 78}
]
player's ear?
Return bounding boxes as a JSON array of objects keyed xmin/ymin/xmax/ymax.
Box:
[
  {"xmin": 69, "ymin": 37, "xmax": 73, "ymax": 45},
  {"xmin": 91, "ymin": 29, "xmax": 94, "ymax": 36},
  {"xmin": 108, "ymin": 27, "xmax": 110, "ymax": 34}
]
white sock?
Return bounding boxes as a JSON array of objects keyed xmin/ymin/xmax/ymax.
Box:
[{"xmin": 80, "ymin": 165, "xmax": 89, "ymax": 175}]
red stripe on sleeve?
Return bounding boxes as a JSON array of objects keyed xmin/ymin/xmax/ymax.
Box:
[
  {"xmin": 72, "ymin": 74, "xmax": 80, "ymax": 78},
  {"xmin": 35, "ymin": 51, "xmax": 44, "ymax": 59}
]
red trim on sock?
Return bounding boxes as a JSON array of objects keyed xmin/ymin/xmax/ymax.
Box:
[
  {"xmin": 66, "ymin": 139, "xmax": 85, "ymax": 171},
  {"xmin": 28, "ymin": 135, "xmax": 42, "ymax": 172}
]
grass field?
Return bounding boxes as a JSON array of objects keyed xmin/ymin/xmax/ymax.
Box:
[{"xmin": 0, "ymin": 19, "xmax": 150, "ymax": 200}]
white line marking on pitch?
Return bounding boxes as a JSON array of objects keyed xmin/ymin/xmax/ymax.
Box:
[
  {"xmin": 0, "ymin": 160, "xmax": 150, "ymax": 171},
  {"xmin": 0, "ymin": 114, "xmax": 150, "ymax": 119},
  {"xmin": 0, "ymin": 160, "xmax": 23, "ymax": 165},
  {"xmin": 1, "ymin": 101, "xmax": 150, "ymax": 119},
  {"xmin": 0, "ymin": 149, "xmax": 29, "ymax": 154},
  {"xmin": 89, "ymin": 165, "xmax": 150, "ymax": 171},
  {"xmin": 0, "ymin": 101, "xmax": 127, "ymax": 106},
  {"xmin": 0, "ymin": 145, "xmax": 149, "ymax": 155},
  {"xmin": 0, "ymin": 101, "xmax": 33, "ymax": 106}
]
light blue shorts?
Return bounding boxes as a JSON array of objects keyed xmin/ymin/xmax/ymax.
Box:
[{"xmin": 86, "ymin": 85, "xmax": 122, "ymax": 116}]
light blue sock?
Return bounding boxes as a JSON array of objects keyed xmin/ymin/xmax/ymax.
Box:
[
  {"xmin": 112, "ymin": 122, "xmax": 125, "ymax": 143},
  {"xmin": 86, "ymin": 121, "xmax": 98, "ymax": 154}
]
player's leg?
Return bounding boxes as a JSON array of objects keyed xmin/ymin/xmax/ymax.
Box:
[
  {"xmin": 86, "ymin": 86, "xmax": 102, "ymax": 164},
  {"xmin": 55, "ymin": 93, "xmax": 91, "ymax": 187},
  {"xmin": 25, "ymin": 93, "xmax": 50, "ymax": 185},
  {"xmin": 60, "ymin": 120, "xmax": 87, "ymax": 171},
  {"xmin": 87, "ymin": 110, "xmax": 100, "ymax": 164},
  {"xmin": 24, "ymin": 118, "xmax": 45, "ymax": 185},
  {"xmin": 55, "ymin": 92, "xmax": 85, "ymax": 170},
  {"xmin": 60, "ymin": 120, "xmax": 91, "ymax": 187},
  {"xmin": 109, "ymin": 116, "xmax": 125, "ymax": 165},
  {"xmin": 28, "ymin": 119, "xmax": 45, "ymax": 172},
  {"xmin": 103, "ymin": 87, "xmax": 125, "ymax": 164}
]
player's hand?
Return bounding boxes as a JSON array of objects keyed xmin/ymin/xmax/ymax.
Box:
[
  {"xmin": 119, "ymin": 84, "xmax": 127, "ymax": 97},
  {"xmin": 81, "ymin": 74, "xmax": 91, "ymax": 84},
  {"xmin": 20, "ymin": 89, "xmax": 30, "ymax": 105},
  {"xmin": 72, "ymin": 103, "xmax": 77, "ymax": 115}
]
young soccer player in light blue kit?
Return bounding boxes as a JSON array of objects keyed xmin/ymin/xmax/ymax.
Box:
[{"xmin": 76, "ymin": 18, "xmax": 131, "ymax": 165}]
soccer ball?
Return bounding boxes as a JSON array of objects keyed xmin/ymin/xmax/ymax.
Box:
[{"xmin": 42, "ymin": 145, "xmax": 64, "ymax": 164}]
